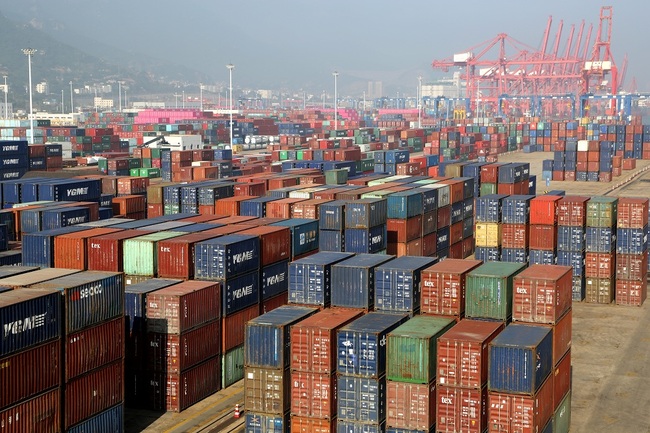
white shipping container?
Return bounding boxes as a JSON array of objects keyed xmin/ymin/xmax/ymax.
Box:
[{"xmin": 577, "ymin": 140, "xmax": 589, "ymax": 152}]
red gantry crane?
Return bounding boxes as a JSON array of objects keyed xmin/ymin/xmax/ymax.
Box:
[{"xmin": 431, "ymin": 6, "xmax": 625, "ymax": 117}]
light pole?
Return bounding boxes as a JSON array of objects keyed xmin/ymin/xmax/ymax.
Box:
[
  {"xmin": 61, "ymin": 89, "xmax": 64, "ymax": 114},
  {"xmin": 174, "ymin": 93, "xmax": 180, "ymax": 109},
  {"xmin": 22, "ymin": 48, "xmax": 36, "ymax": 144},
  {"xmin": 70, "ymin": 81, "xmax": 74, "ymax": 114},
  {"xmin": 322, "ymin": 90, "xmax": 325, "ymax": 109},
  {"xmin": 182, "ymin": 91, "xmax": 185, "ymax": 109},
  {"xmin": 200, "ymin": 83, "xmax": 204, "ymax": 111},
  {"xmin": 333, "ymin": 71, "xmax": 339, "ymax": 130},
  {"xmin": 118, "ymin": 81, "xmax": 122, "ymax": 113},
  {"xmin": 3, "ymin": 75, "xmax": 7, "ymax": 119},
  {"xmin": 418, "ymin": 75, "xmax": 422, "ymax": 128},
  {"xmin": 226, "ymin": 63, "xmax": 235, "ymax": 145},
  {"xmin": 362, "ymin": 91, "xmax": 366, "ymax": 115}
]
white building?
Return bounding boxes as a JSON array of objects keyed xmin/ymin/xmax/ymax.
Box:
[
  {"xmin": 94, "ymin": 97, "xmax": 114, "ymax": 109},
  {"xmin": 36, "ymin": 82, "xmax": 48, "ymax": 94}
]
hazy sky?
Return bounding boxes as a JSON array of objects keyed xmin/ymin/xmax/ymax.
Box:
[{"xmin": 1, "ymin": 0, "xmax": 647, "ymax": 94}]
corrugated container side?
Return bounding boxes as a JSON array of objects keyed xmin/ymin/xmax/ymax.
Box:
[
  {"xmin": 289, "ymin": 252, "xmax": 354, "ymax": 307},
  {"xmin": 193, "ymin": 234, "xmax": 260, "ymax": 280},
  {"xmin": 290, "ymin": 371, "xmax": 337, "ymax": 419},
  {"xmin": 553, "ymin": 350, "xmax": 571, "ymax": 410},
  {"xmin": 0, "ymin": 389, "xmax": 60, "ymax": 433},
  {"xmin": 156, "ymin": 232, "xmax": 224, "ymax": 280},
  {"xmin": 122, "ymin": 232, "xmax": 187, "ymax": 276},
  {"xmin": 488, "ymin": 324, "xmax": 553, "ymax": 395},
  {"xmin": 64, "ymin": 359, "xmax": 124, "ymax": 429},
  {"xmin": 0, "ymin": 339, "xmax": 60, "ymax": 410},
  {"xmin": 420, "ymin": 259, "xmax": 483, "ymax": 316},
  {"xmin": 261, "ymin": 260, "xmax": 289, "ymax": 301},
  {"xmin": 221, "ymin": 270, "xmax": 260, "ymax": 317},
  {"xmin": 436, "ymin": 385, "xmax": 487, "ymax": 433},
  {"xmin": 245, "ymin": 305, "xmax": 317, "ymax": 369},
  {"xmin": 245, "ymin": 412, "xmax": 290, "ymax": 433},
  {"xmin": 375, "ymin": 256, "xmax": 438, "ymax": 314},
  {"xmin": 337, "ymin": 420, "xmax": 385, "ymax": 433},
  {"xmin": 145, "ymin": 280, "xmax": 220, "ymax": 334},
  {"xmin": 66, "ymin": 317, "xmax": 124, "ymax": 381},
  {"xmin": 512, "ymin": 265, "xmax": 573, "ymax": 324},
  {"xmin": 66, "ymin": 403, "xmax": 124, "ymax": 433},
  {"xmin": 54, "ymin": 228, "xmax": 123, "ymax": 270},
  {"xmin": 244, "ymin": 366, "xmax": 291, "ymax": 415},
  {"xmin": 436, "ymin": 319, "xmax": 505, "ymax": 389},
  {"xmin": 222, "ymin": 344, "xmax": 244, "ymax": 389},
  {"xmin": 239, "ymin": 226, "xmax": 292, "ymax": 266},
  {"xmin": 0, "ymin": 289, "xmax": 61, "ymax": 357},
  {"xmin": 222, "ymin": 304, "xmax": 259, "ymax": 352},
  {"xmin": 553, "ymin": 391, "xmax": 571, "ymax": 433},
  {"xmin": 290, "ymin": 416, "xmax": 334, "ymax": 433},
  {"xmin": 337, "ymin": 375, "xmax": 386, "ymax": 423},
  {"xmin": 330, "ymin": 253, "xmax": 395, "ymax": 310},
  {"xmin": 87, "ymin": 230, "xmax": 154, "ymax": 273},
  {"xmin": 345, "ymin": 199, "xmax": 388, "ymax": 229},
  {"xmin": 386, "ymin": 380, "xmax": 436, "ymax": 431}
]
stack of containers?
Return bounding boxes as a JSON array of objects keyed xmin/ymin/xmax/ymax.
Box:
[
  {"xmin": 288, "ymin": 251, "xmax": 354, "ymax": 308},
  {"xmin": 585, "ymin": 197, "xmax": 618, "ymax": 304},
  {"xmin": 529, "ymin": 195, "xmax": 562, "ymax": 265},
  {"xmin": 615, "ymin": 197, "xmax": 649, "ymax": 306},
  {"xmin": 374, "ymin": 256, "xmax": 438, "ymax": 316},
  {"xmin": 336, "ymin": 312, "xmax": 409, "ymax": 433},
  {"xmin": 0, "ymin": 140, "xmax": 29, "ymax": 180},
  {"xmin": 436, "ymin": 319, "xmax": 505, "ymax": 433},
  {"xmin": 511, "ymin": 264, "xmax": 573, "ymax": 430},
  {"xmin": 500, "ymin": 195, "xmax": 534, "ymax": 263},
  {"xmin": 386, "ymin": 190, "xmax": 424, "ymax": 257},
  {"xmin": 556, "ymin": 196, "xmax": 590, "ymax": 301},
  {"xmin": 439, "ymin": 177, "xmax": 475, "ymax": 258},
  {"xmin": 474, "ymin": 194, "xmax": 508, "ymax": 262},
  {"xmin": 487, "ymin": 323, "xmax": 555, "ymax": 433},
  {"xmin": 244, "ymin": 305, "xmax": 318, "ymax": 433},
  {"xmin": 27, "ymin": 271, "xmax": 126, "ymax": 431},
  {"xmin": 420, "ymin": 258, "xmax": 483, "ymax": 321},
  {"xmin": 418, "ymin": 185, "xmax": 439, "ymax": 258},
  {"xmin": 271, "ymin": 219, "xmax": 320, "ymax": 261},
  {"xmin": 345, "ymin": 198, "xmax": 388, "ymax": 255},
  {"xmin": 144, "ymin": 281, "xmax": 222, "ymax": 411},
  {"xmin": 319, "ymin": 201, "xmax": 347, "ymax": 252},
  {"xmin": 0, "ymin": 289, "xmax": 62, "ymax": 432},
  {"xmin": 465, "ymin": 261, "xmax": 527, "ymax": 323},
  {"xmin": 289, "ymin": 308, "xmax": 363, "ymax": 433},
  {"xmin": 330, "ymin": 253, "xmax": 395, "ymax": 311},
  {"xmin": 422, "ymin": 183, "xmax": 451, "ymax": 259},
  {"xmin": 385, "ymin": 316, "xmax": 455, "ymax": 433}
]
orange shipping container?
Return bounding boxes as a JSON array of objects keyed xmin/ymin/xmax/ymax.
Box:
[{"xmin": 54, "ymin": 227, "xmax": 122, "ymax": 270}]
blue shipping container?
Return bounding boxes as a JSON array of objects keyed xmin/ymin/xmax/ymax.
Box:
[
  {"xmin": 501, "ymin": 248, "xmax": 528, "ymax": 263},
  {"xmin": 245, "ymin": 305, "xmax": 317, "ymax": 369},
  {"xmin": 261, "ymin": 260, "xmax": 289, "ymax": 301},
  {"xmin": 222, "ymin": 270, "xmax": 260, "ymax": 316},
  {"xmin": 66, "ymin": 404, "xmax": 124, "ymax": 433},
  {"xmin": 374, "ymin": 256, "xmax": 437, "ymax": 313},
  {"xmin": 194, "ymin": 234, "xmax": 260, "ymax": 280},
  {"xmin": 529, "ymin": 249, "xmax": 556, "ymax": 265},
  {"xmin": 288, "ymin": 252, "xmax": 354, "ymax": 307},
  {"xmin": 245, "ymin": 412, "xmax": 289, "ymax": 433},
  {"xmin": 488, "ymin": 324, "xmax": 553, "ymax": 395},
  {"xmin": 502, "ymin": 195, "xmax": 534, "ymax": 224},
  {"xmin": 320, "ymin": 201, "xmax": 347, "ymax": 231},
  {"xmin": 271, "ymin": 219, "xmax": 319, "ymax": 258},
  {"xmin": 474, "ymin": 247, "xmax": 501, "ymax": 262},
  {"xmin": 337, "ymin": 312, "xmax": 409, "ymax": 377},
  {"xmin": 38, "ymin": 179, "xmax": 101, "ymax": 202},
  {"xmin": 21, "ymin": 226, "xmax": 90, "ymax": 267},
  {"xmin": 345, "ymin": 225, "xmax": 387, "ymax": 254},
  {"xmin": 345, "ymin": 199, "xmax": 388, "ymax": 229},
  {"xmin": 387, "ymin": 191, "xmax": 423, "ymax": 219},
  {"xmin": 585, "ymin": 227, "xmax": 616, "ymax": 253},
  {"xmin": 331, "ymin": 254, "xmax": 395, "ymax": 310},
  {"xmin": 616, "ymin": 227, "xmax": 648, "ymax": 255},
  {"xmin": 338, "ymin": 375, "xmax": 387, "ymax": 424},
  {"xmin": 41, "ymin": 206, "xmax": 90, "ymax": 230},
  {"xmin": 338, "ymin": 420, "xmax": 386, "ymax": 433},
  {"xmin": 557, "ymin": 226, "xmax": 585, "ymax": 252},
  {"xmin": 319, "ymin": 229, "xmax": 344, "ymax": 252}
]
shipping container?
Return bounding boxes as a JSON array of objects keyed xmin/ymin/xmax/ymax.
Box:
[
  {"xmin": 345, "ymin": 225, "xmax": 387, "ymax": 254},
  {"xmin": 386, "ymin": 380, "xmax": 436, "ymax": 431},
  {"xmin": 245, "ymin": 366, "xmax": 290, "ymax": 415},
  {"xmin": 557, "ymin": 196, "xmax": 589, "ymax": 226},
  {"xmin": 245, "ymin": 305, "xmax": 317, "ymax": 369},
  {"xmin": 156, "ymin": 232, "xmax": 225, "ymax": 280},
  {"xmin": 245, "ymin": 412, "xmax": 289, "ymax": 433},
  {"xmin": 220, "ymin": 271, "xmax": 260, "ymax": 316},
  {"xmin": 66, "ymin": 403, "xmax": 124, "ymax": 433},
  {"xmin": 331, "ymin": 254, "xmax": 396, "ymax": 310},
  {"xmin": 437, "ymin": 319, "xmax": 505, "ymax": 389},
  {"xmin": 488, "ymin": 324, "xmax": 553, "ymax": 395},
  {"xmin": 291, "ymin": 308, "xmax": 364, "ymax": 373},
  {"xmin": 271, "ymin": 219, "xmax": 320, "ymax": 258},
  {"xmin": 616, "ymin": 197, "xmax": 649, "ymax": 228},
  {"xmin": 194, "ymin": 234, "xmax": 260, "ymax": 280},
  {"xmin": 0, "ymin": 265, "xmax": 39, "ymax": 279},
  {"xmin": 375, "ymin": 256, "xmax": 438, "ymax": 314},
  {"xmin": 386, "ymin": 315, "xmax": 454, "ymax": 384},
  {"xmin": 387, "ymin": 191, "xmax": 423, "ymax": 219},
  {"xmin": 289, "ymin": 252, "xmax": 354, "ymax": 307},
  {"xmin": 338, "ymin": 375, "xmax": 386, "ymax": 423},
  {"xmin": 337, "ymin": 420, "xmax": 385, "ymax": 433},
  {"xmin": 337, "ymin": 312, "xmax": 409, "ymax": 378},
  {"xmin": 54, "ymin": 227, "xmax": 123, "ymax": 270},
  {"xmin": 239, "ymin": 226, "xmax": 292, "ymax": 266},
  {"xmin": 529, "ymin": 196, "xmax": 562, "ymax": 226},
  {"xmin": 222, "ymin": 344, "xmax": 245, "ymax": 389},
  {"xmin": 512, "ymin": 265, "xmax": 573, "ymax": 324},
  {"xmin": 585, "ymin": 276, "xmax": 614, "ymax": 304},
  {"xmin": 147, "ymin": 319, "xmax": 219, "ymax": 373},
  {"xmin": 28, "ymin": 271, "xmax": 124, "ymax": 335},
  {"xmin": 86, "ymin": 229, "xmax": 154, "ymax": 272},
  {"xmin": 145, "ymin": 280, "xmax": 220, "ymax": 334},
  {"xmin": 122, "ymin": 231, "xmax": 187, "ymax": 276},
  {"xmin": 465, "ymin": 262, "xmax": 527, "ymax": 321},
  {"xmin": 261, "ymin": 260, "xmax": 289, "ymax": 301},
  {"xmin": 290, "ymin": 371, "xmax": 337, "ymax": 419},
  {"xmin": 65, "ymin": 317, "xmax": 124, "ymax": 381},
  {"xmin": 290, "ymin": 416, "xmax": 334, "ymax": 433},
  {"xmin": 553, "ymin": 391, "xmax": 571, "ymax": 433},
  {"xmin": 319, "ymin": 201, "xmax": 347, "ymax": 231},
  {"xmin": 538, "ymin": 308, "xmax": 572, "ymax": 366},
  {"xmin": 475, "ymin": 194, "xmax": 508, "ymax": 223},
  {"xmin": 0, "ymin": 388, "xmax": 60, "ymax": 433},
  {"xmin": 585, "ymin": 196, "xmax": 618, "ymax": 227},
  {"xmin": 345, "ymin": 199, "xmax": 388, "ymax": 229},
  {"xmin": 436, "ymin": 385, "xmax": 487, "ymax": 433},
  {"xmin": 420, "ymin": 259, "xmax": 483, "ymax": 316},
  {"xmin": 21, "ymin": 226, "xmax": 91, "ymax": 268},
  {"xmin": 502, "ymin": 195, "xmax": 534, "ymax": 224}
]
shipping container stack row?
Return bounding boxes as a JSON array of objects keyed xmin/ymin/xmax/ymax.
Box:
[
  {"xmin": 614, "ymin": 197, "xmax": 649, "ymax": 306},
  {"xmin": 159, "ymin": 148, "xmax": 233, "ymax": 183},
  {"xmin": 0, "ymin": 268, "xmax": 127, "ymax": 433}
]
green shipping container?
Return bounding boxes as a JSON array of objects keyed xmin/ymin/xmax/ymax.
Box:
[
  {"xmin": 139, "ymin": 168, "xmax": 161, "ymax": 178},
  {"xmin": 553, "ymin": 391, "xmax": 571, "ymax": 433},
  {"xmin": 387, "ymin": 316, "xmax": 455, "ymax": 384},
  {"xmin": 122, "ymin": 232, "xmax": 186, "ymax": 276},
  {"xmin": 97, "ymin": 159, "xmax": 108, "ymax": 173},
  {"xmin": 360, "ymin": 158, "xmax": 374, "ymax": 172},
  {"xmin": 129, "ymin": 168, "xmax": 140, "ymax": 177},
  {"xmin": 586, "ymin": 196, "xmax": 618, "ymax": 227},
  {"xmin": 128, "ymin": 158, "xmax": 142, "ymax": 169},
  {"xmin": 222, "ymin": 344, "xmax": 244, "ymax": 388},
  {"xmin": 279, "ymin": 151, "xmax": 288, "ymax": 161},
  {"xmin": 465, "ymin": 261, "xmax": 527, "ymax": 321},
  {"xmin": 150, "ymin": 148, "xmax": 163, "ymax": 159},
  {"xmin": 325, "ymin": 169, "xmax": 348, "ymax": 185},
  {"xmin": 141, "ymin": 158, "xmax": 152, "ymax": 168},
  {"xmin": 480, "ymin": 183, "xmax": 497, "ymax": 196}
]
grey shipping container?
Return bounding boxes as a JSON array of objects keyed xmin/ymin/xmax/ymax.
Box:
[
  {"xmin": 331, "ymin": 254, "xmax": 395, "ymax": 310},
  {"xmin": 194, "ymin": 234, "xmax": 260, "ymax": 280},
  {"xmin": 374, "ymin": 256, "xmax": 438, "ymax": 314},
  {"xmin": 345, "ymin": 199, "xmax": 388, "ymax": 229},
  {"xmin": 338, "ymin": 375, "xmax": 387, "ymax": 423},
  {"xmin": 288, "ymin": 252, "xmax": 354, "ymax": 307}
]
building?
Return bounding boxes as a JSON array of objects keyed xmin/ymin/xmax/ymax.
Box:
[{"xmin": 94, "ymin": 97, "xmax": 114, "ymax": 109}]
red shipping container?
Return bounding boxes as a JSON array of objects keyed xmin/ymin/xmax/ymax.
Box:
[
  {"xmin": 266, "ymin": 198, "xmax": 306, "ymax": 219},
  {"xmin": 291, "ymin": 199, "xmax": 332, "ymax": 220},
  {"xmin": 147, "ymin": 203, "xmax": 164, "ymax": 218},
  {"xmin": 54, "ymin": 227, "xmax": 122, "ymax": 270},
  {"xmin": 480, "ymin": 164, "xmax": 504, "ymax": 183},
  {"xmin": 64, "ymin": 359, "xmax": 123, "ymax": 429},
  {"xmin": 422, "ymin": 211, "xmax": 437, "ymax": 236},
  {"xmin": 622, "ymin": 158, "xmax": 636, "ymax": 170},
  {"xmin": 87, "ymin": 229, "xmax": 154, "ymax": 272},
  {"xmin": 290, "ymin": 308, "xmax": 363, "ymax": 373},
  {"xmin": 0, "ymin": 389, "xmax": 60, "ymax": 433},
  {"xmin": 157, "ymin": 231, "xmax": 225, "ymax": 280},
  {"xmin": 234, "ymin": 181, "xmax": 266, "ymax": 197},
  {"xmin": 462, "ymin": 237, "xmax": 475, "ymax": 258},
  {"xmin": 487, "ymin": 374, "xmax": 553, "ymax": 433},
  {"xmin": 436, "ymin": 385, "xmax": 488, "ymax": 433},
  {"xmin": 0, "ymin": 340, "xmax": 60, "ymax": 410},
  {"xmin": 291, "ymin": 372, "xmax": 337, "ymax": 419},
  {"xmin": 500, "ymin": 223, "xmax": 528, "ymax": 249},
  {"xmin": 553, "ymin": 350, "xmax": 571, "ymax": 410},
  {"xmin": 422, "ymin": 232, "xmax": 437, "ymax": 257},
  {"xmin": 147, "ymin": 320, "xmax": 220, "ymax": 374},
  {"xmin": 450, "ymin": 221, "xmax": 463, "ymax": 244},
  {"xmin": 386, "ymin": 380, "xmax": 436, "ymax": 431},
  {"xmin": 387, "ymin": 216, "xmax": 423, "ymax": 243},
  {"xmin": 149, "ymin": 356, "xmax": 221, "ymax": 412},
  {"xmin": 529, "ymin": 196, "xmax": 562, "ymax": 225},
  {"xmin": 585, "ymin": 252, "xmax": 616, "ymax": 278},
  {"xmin": 448, "ymin": 241, "xmax": 464, "ymax": 259},
  {"xmin": 389, "ymin": 238, "xmax": 423, "ymax": 257},
  {"xmin": 112, "ymin": 195, "xmax": 146, "ymax": 215},
  {"xmin": 616, "ymin": 252, "xmax": 648, "ymax": 281},
  {"xmin": 214, "ymin": 196, "xmax": 252, "ymax": 216},
  {"xmin": 538, "ymin": 309, "xmax": 572, "ymax": 366},
  {"xmin": 528, "ymin": 224, "xmax": 557, "ymax": 251},
  {"xmin": 421, "ymin": 259, "xmax": 482, "ymax": 316},
  {"xmin": 290, "ymin": 416, "xmax": 334, "ymax": 433},
  {"xmin": 261, "ymin": 291, "xmax": 288, "ymax": 314},
  {"xmin": 437, "ymin": 320, "xmax": 504, "ymax": 389},
  {"xmin": 617, "ymin": 197, "xmax": 649, "ymax": 229},
  {"xmin": 615, "ymin": 279, "xmax": 648, "ymax": 306},
  {"xmin": 238, "ymin": 226, "xmax": 291, "ymax": 266},
  {"xmin": 65, "ymin": 317, "xmax": 124, "ymax": 381},
  {"xmin": 117, "ymin": 177, "xmax": 149, "ymax": 195},
  {"xmin": 599, "ymin": 171, "xmax": 612, "ymax": 182},
  {"xmin": 437, "ymin": 206, "xmax": 451, "ymax": 228},
  {"xmin": 222, "ymin": 304, "xmax": 259, "ymax": 352},
  {"xmin": 557, "ymin": 196, "xmax": 589, "ymax": 226},
  {"xmin": 214, "ymin": 215, "xmax": 258, "ymax": 225},
  {"xmin": 512, "ymin": 265, "xmax": 573, "ymax": 324},
  {"xmin": 146, "ymin": 281, "xmax": 221, "ymax": 334}
]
